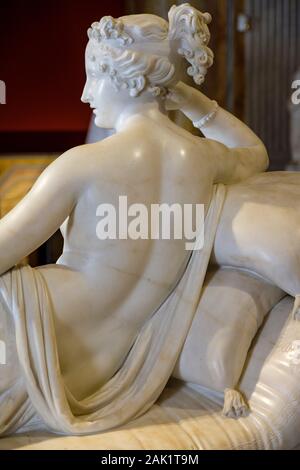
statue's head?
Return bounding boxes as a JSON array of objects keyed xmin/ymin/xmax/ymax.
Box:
[{"xmin": 81, "ymin": 3, "xmax": 213, "ymax": 128}]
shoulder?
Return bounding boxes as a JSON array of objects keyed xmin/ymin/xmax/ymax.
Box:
[
  {"xmin": 42, "ymin": 143, "xmax": 103, "ymax": 180},
  {"xmin": 49, "ymin": 136, "xmax": 125, "ymax": 181},
  {"xmin": 32, "ymin": 144, "xmax": 99, "ymax": 198},
  {"xmin": 61, "ymin": 135, "xmax": 124, "ymax": 163},
  {"xmin": 56, "ymin": 143, "xmax": 98, "ymax": 166}
]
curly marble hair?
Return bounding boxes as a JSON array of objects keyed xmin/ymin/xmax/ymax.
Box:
[{"xmin": 86, "ymin": 3, "xmax": 214, "ymax": 98}]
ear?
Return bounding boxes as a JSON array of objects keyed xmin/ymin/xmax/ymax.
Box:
[{"xmin": 127, "ymin": 76, "xmax": 146, "ymax": 97}]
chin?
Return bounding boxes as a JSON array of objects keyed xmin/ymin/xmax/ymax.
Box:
[{"xmin": 94, "ymin": 115, "xmax": 112, "ymax": 129}]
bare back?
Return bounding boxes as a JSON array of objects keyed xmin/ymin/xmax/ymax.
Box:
[{"xmin": 38, "ymin": 117, "xmax": 215, "ymax": 397}]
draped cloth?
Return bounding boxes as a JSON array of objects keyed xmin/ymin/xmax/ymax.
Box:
[{"xmin": 0, "ymin": 184, "xmax": 226, "ymax": 436}]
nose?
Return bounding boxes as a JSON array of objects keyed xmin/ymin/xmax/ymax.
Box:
[{"xmin": 81, "ymin": 82, "xmax": 92, "ymax": 104}]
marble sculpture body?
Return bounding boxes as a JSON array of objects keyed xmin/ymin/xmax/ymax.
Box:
[{"xmin": 0, "ymin": 3, "xmax": 298, "ymax": 436}]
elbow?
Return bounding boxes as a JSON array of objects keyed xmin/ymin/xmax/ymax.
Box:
[
  {"xmin": 231, "ymin": 143, "xmax": 269, "ymax": 184},
  {"xmin": 259, "ymin": 143, "xmax": 270, "ymax": 172},
  {"xmin": 247, "ymin": 142, "xmax": 269, "ymax": 177}
]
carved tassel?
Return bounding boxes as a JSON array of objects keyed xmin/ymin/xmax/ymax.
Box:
[{"xmin": 222, "ymin": 388, "xmax": 249, "ymax": 419}]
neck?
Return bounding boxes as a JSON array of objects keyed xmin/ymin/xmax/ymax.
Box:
[{"xmin": 115, "ymin": 100, "xmax": 166, "ymax": 132}]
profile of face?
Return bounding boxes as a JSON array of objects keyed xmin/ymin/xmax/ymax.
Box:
[{"xmin": 81, "ymin": 45, "xmax": 132, "ymax": 129}]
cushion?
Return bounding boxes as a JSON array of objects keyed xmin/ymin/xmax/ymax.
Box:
[
  {"xmin": 211, "ymin": 171, "xmax": 300, "ymax": 297},
  {"xmin": 173, "ymin": 266, "xmax": 284, "ymax": 392}
]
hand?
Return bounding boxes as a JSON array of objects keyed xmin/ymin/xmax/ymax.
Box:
[
  {"xmin": 165, "ymin": 82, "xmax": 216, "ymax": 123},
  {"xmin": 165, "ymin": 81, "xmax": 195, "ymax": 112}
]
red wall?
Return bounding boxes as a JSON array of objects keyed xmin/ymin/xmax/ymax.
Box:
[{"xmin": 0, "ymin": 0, "xmax": 124, "ymax": 132}]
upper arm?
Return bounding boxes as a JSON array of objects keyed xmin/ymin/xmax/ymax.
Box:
[
  {"xmin": 0, "ymin": 147, "xmax": 85, "ymax": 274},
  {"xmin": 203, "ymin": 138, "xmax": 269, "ymax": 185}
]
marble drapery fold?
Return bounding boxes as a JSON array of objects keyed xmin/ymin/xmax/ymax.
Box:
[{"xmin": 0, "ymin": 184, "xmax": 226, "ymax": 436}]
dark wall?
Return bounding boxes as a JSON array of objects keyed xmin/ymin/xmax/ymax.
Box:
[{"xmin": 0, "ymin": 0, "xmax": 124, "ymax": 150}]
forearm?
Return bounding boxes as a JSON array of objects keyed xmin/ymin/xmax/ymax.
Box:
[
  {"xmin": 178, "ymin": 86, "xmax": 269, "ymax": 179},
  {"xmin": 181, "ymin": 88, "xmax": 264, "ymax": 149}
]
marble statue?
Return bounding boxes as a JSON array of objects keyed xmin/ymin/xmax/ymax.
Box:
[{"xmin": 0, "ymin": 4, "xmax": 300, "ymax": 440}]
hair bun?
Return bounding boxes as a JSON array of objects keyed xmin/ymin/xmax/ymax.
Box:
[{"xmin": 168, "ymin": 3, "xmax": 214, "ymax": 85}]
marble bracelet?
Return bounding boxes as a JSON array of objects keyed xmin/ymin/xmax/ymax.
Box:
[{"xmin": 192, "ymin": 100, "xmax": 219, "ymax": 129}]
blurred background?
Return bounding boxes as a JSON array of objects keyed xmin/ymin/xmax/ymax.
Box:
[{"xmin": 0, "ymin": 0, "xmax": 299, "ymax": 264}]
